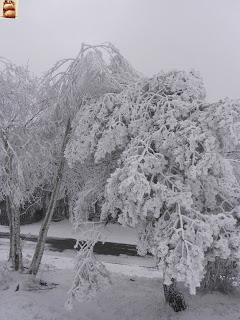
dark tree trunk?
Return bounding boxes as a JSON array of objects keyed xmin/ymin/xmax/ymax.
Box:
[
  {"xmin": 6, "ymin": 196, "xmax": 22, "ymax": 271},
  {"xmin": 163, "ymin": 279, "xmax": 187, "ymax": 312},
  {"xmin": 0, "ymin": 200, "xmax": 9, "ymax": 226}
]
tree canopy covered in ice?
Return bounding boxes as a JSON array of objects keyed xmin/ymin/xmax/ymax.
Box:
[{"xmin": 66, "ymin": 66, "xmax": 240, "ymax": 294}]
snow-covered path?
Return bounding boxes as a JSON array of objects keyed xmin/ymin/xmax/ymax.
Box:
[
  {"xmin": 0, "ymin": 237, "xmax": 160, "ymax": 278},
  {"xmin": 0, "ymin": 220, "xmax": 138, "ymax": 244}
]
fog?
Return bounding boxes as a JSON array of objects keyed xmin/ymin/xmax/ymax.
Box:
[{"xmin": 0, "ymin": 0, "xmax": 239, "ymax": 101}]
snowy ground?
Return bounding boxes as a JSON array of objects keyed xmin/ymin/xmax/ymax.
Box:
[
  {"xmin": 1, "ymin": 268, "xmax": 240, "ymax": 320},
  {"xmin": 1, "ymin": 238, "xmax": 240, "ymax": 320},
  {"xmin": 0, "ymin": 219, "xmax": 138, "ymax": 244}
]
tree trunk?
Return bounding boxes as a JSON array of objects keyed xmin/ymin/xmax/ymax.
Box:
[
  {"xmin": 29, "ymin": 119, "xmax": 71, "ymax": 275},
  {"xmin": 1, "ymin": 132, "xmax": 22, "ymax": 271},
  {"xmin": 6, "ymin": 196, "xmax": 22, "ymax": 271},
  {"xmin": 6, "ymin": 197, "xmax": 13, "ymax": 261},
  {"xmin": 163, "ymin": 279, "xmax": 187, "ymax": 312},
  {"xmin": 12, "ymin": 206, "xmax": 22, "ymax": 271}
]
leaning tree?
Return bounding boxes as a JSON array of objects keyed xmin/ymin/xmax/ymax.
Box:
[
  {"xmin": 28, "ymin": 43, "xmax": 139, "ymax": 276},
  {"xmin": 66, "ymin": 69, "xmax": 240, "ymax": 311}
]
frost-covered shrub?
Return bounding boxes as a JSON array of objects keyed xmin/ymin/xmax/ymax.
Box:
[{"xmin": 201, "ymin": 258, "xmax": 240, "ymax": 293}]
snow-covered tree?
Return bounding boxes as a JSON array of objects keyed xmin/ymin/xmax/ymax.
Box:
[
  {"xmin": 0, "ymin": 59, "xmax": 44, "ymax": 270},
  {"xmin": 67, "ymin": 69, "xmax": 240, "ymax": 309},
  {"xmin": 29, "ymin": 43, "xmax": 139, "ymax": 276}
]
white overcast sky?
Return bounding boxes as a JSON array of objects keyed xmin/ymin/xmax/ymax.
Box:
[{"xmin": 0, "ymin": 0, "xmax": 239, "ymax": 101}]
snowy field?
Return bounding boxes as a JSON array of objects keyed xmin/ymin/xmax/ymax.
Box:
[
  {"xmin": 0, "ymin": 238, "xmax": 240, "ymax": 320},
  {"xmin": 1, "ymin": 267, "xmax": 240, "ymax": 320}
]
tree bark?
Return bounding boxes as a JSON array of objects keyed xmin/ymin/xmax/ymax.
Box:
[
  {"xmin": 6, "ymin": 197, "xmax": 13, "ymax": 261},
  {"xmin": 1, "ymin": 132, "xmax": 22, "ymax": 271},
  {"xmin": 6, "ymin": 196, "xmax": 22, "ymax": 271},
  {"xmin": 29, "ymin": 119, "xmax": 71, "ymax": 275},
  {"xmin": 12, "ymin": 206, "xmax": 22, "ymax": 271},
  {"xmin": 163, "ymin": 279, "xmax": 187, "ymax": 312}
]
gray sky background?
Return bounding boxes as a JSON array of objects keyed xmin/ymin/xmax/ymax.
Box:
[{"xmin": 0, "ymin": 0, "xmax": 239, "ymax": 101}]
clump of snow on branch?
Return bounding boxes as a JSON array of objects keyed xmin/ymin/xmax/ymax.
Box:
[{"xmin": 65, "ymin": 225, "xmax": 111, "ymax": 310}]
